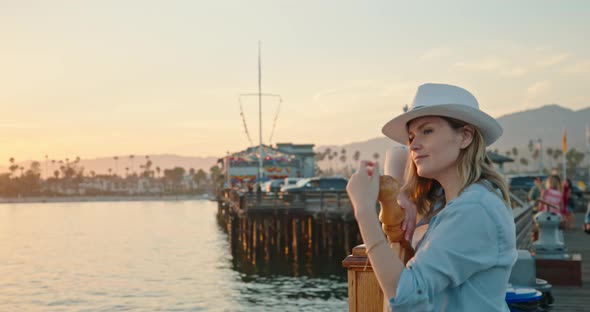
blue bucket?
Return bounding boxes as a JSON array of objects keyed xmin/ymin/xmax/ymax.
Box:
[{"xmin": 505, "ymin": 287, "xmax": 543, "ymax": 311}]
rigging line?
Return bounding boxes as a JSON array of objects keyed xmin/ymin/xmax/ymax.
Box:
[
  {"xmin": 238, "ymin": 97, "xmax": 254, "ymax": 146},
  {"xmin": 268, "ymin": 96, "xmax": 282, "ymax": 145},
  {"xmin": 239, "ymin": 93, "xmax": 282, "ymax": 146}
]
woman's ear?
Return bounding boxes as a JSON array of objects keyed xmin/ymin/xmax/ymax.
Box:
[{"xmin": 459, "ymin": 125, "xmax": 475, "ymax": 149}]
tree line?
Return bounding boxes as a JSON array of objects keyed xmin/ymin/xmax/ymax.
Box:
[
  {"xmin": 0, "ymin": 156, "xmax": 224, "ymax": 197},
  {"xmin": 315, "ymin": 143, "xmax": 588, "ymax": 179}
]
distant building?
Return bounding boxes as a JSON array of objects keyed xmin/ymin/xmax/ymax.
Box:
[
  {"xmin": 275, "ymin": 143, "xmax": 316, "ymax": 177},
  {"xmin": 221, "ymin": 143, "xmax": 315, "ymax": 184}
]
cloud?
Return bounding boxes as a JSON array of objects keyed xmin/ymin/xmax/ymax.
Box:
[
  {"xmin": 562, "ymin": 60, "xmax": 590, "ymax": 74},
  {"xmin": 312, "ymin": 81, "xmax": 375, "ymax": 102},
  {"xmin": 503, "ymin": 67, "xmax": 528, "ymax": 77},
  {"xmin": 453, "ymin": 49, "xmax": 576, "ymax": 79},
  {"xmin": 523, "ymin": 81, "xmax": 552, "ymax": 107},
  {"xmin": 535, "ymin": 53, "xmax": 569, "ymax": 67},
  {"xmin": 455, "ymin": 58, "xmax": 502, "ymax": 71},
  {"xmin": 376, "ymin": 81, "xmax": 414, "ymax": 95},
  {"xmin": 526, "ymin": 81, "xmax": 551, "ymax": 97},
  {"xmin": 534, "ymin": 46, "xmax": 553, "ymax": 52},
  {"xmin": 420, "ymin": 47, "xmax": 452, "ymax": 61}
]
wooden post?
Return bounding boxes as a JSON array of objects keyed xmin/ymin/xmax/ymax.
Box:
[
  {"xmin": 342, "ymin": 244, "xmax": 386, "ymax": 312},
  {"xmin": 292, "ymin": 218, "xmax": 299, "ymax": 262}
]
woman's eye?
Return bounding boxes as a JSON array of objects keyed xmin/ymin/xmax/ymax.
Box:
[{"xmin": 423, "ymin": 129, "xmax": 433, "ymax": 135}]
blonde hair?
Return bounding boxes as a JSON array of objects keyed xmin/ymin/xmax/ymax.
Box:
[
  {"xmin": 546, "ymin": 175, "xmax": 562, "ymax": 191},
  {"xmin": 400, "ymin": 116, "xmax": 510, "ymax": 217}
]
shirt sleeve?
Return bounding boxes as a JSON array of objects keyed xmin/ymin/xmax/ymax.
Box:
[{"xmin": 389, "ymin": 201, "xmax": 500, "ymax": 310}]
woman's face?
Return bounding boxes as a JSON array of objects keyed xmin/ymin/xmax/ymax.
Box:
[{"xmin": 407, "ymin": 116, "xmax": 467, "ymax": 181}]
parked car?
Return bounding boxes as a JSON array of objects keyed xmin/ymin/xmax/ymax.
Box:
[
  {"xmin": 570, "ymin": 184, "xmax": 587, "ymax": 211},
  {"xmin": 506, "ymin": 174, "xmax": 545, "ymax": 193},
  {"xmin": 280, "ymin": 177, "xmax": 303, "ymax": 192},
  {"xmin": 281, "ymin": 177, "xmax": 348, "ymax": 196}
]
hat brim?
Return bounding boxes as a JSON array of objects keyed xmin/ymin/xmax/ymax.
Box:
[{"xmin": 381, "ymin": 104, "xmax": 502, "ymax": 146}]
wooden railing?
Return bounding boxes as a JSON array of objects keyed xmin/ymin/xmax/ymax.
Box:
[
  {"xmin": 341, "ymin": 245, "xmax": 387, "ymax": 312},
  {"xmin": 220, "ymin": 189, "xmax": 354, "ymax": 219}
]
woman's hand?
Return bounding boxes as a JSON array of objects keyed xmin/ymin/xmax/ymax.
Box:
[
  {"xmin": 397, "ymin": 192, "xmax": 417, "ymax": 242},
  {"xmin": 347, "ymin": 161, "xmax": 380, "ymax": 218}
]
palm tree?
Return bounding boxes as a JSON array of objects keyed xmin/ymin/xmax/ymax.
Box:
[
  {"xmin": 129, "ymin": 155, "xmax": 135, "ymax": 175},
  {"xmin": 8, "ymin": 157, "xmax": 17, "ymax": 178},
  {"xmin": 108, "ymin": 168, "xmax": 112, "ymax": 176},
  {"xmin": 353, "ymin": 150, "xmax": 361, "ymax": 172},
  {"xmin": 546, "ymin": 147, "xmax": 554, "ymax": 168},
  {"xmin": 189, "ymin": 168, "xmax": 196, "ymax": 191},
  {"xmin": 45, "ymin": 154, "xmax": 49, "ymax": 180},
  {"xmin": 156, "ymin": 166, "xmax": 161, "ymax": 178},
  {"xmin": 113, "ymin": 156, "xmax": 119, "ymax": 176},
  {"xmin": 373, "ymin": 152, "xmax": 380, "ymax": 162},
  {"xmin": 553, "ymin": 149, "xmax": 562, "ymax": 168},
  {"xmin": 339, "ymin": 153, "xmax": 347, "ymax": 175},
  {"xmin": 520, "ymin": 158, "xmax": 528, "ymax": 170},
  {"xmin": 125, "ymin": 167, "xmax": 129, "ymax": 178},
  {"xmin": 332, "ymin": 151, "xmax": 338, "ymax": 173}
]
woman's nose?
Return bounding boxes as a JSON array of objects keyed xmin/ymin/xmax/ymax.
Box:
[{"xmin": 409, "ymin": 139, "xmax": 421, "ymax": 151}]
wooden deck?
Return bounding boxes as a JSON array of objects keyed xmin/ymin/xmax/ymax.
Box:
[{"xmin": 551, "ymin": 211, "xmax": 590, "ymax": 312}]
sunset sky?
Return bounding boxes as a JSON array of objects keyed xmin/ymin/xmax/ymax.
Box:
[{"xmin": 1, "ymin": 1, "xmax": 589, "ymax": 164}]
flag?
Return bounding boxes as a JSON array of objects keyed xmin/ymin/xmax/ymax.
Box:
[{"xmin": 562, "ymin": 128, "xmax": 567, "ymax": 153}]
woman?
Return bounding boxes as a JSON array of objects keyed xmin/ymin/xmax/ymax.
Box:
[
  {"xmin": 347, "ymin": 83, "xmax": 517, "ymax": 311},
  {"xmin": 534, "ymin": 175, "xmax": 563, "ymax": 215}
]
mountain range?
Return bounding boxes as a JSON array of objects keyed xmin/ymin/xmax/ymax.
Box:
[
  {"xmin": 3, "ymin": 105, "xmax": 589, "ymax": 176},
  {"xmin": 316, "ymin": 104, "xmax": 590, "ymax": 169}
]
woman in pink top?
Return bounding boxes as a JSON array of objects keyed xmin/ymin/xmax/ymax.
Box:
[{"xmin": 534, "ymin": 175, "xmax": 563, "ymax": 215}]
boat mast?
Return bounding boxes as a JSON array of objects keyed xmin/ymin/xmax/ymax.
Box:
[
  {"xmin": 258, "ymin": 41, "xmax": 263, "ymax": 183},
  {"xmin": 238, "ymin": 42, "xmax": 282, "ymax": 184}
]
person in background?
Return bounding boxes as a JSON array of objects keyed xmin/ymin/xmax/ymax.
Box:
[
  {"xmin": 528, "ymin": 177, "xmax": 542, "ymax": 211},
  {"xmin": 347, "ymin": 83, "xmax": 516, "ymax": 311},
  {"xmin": 562, "ymin": 178, "xmax": 576, "ymax": 229},
  {"xmin": 584, "ymin": 202, "xmax": 590, "ymax": 234},
  {"xmin": 534, "ymin": 175, "xmax": 565, "ymax": 233},
  {"xmin": 534, "ymin": 175, "xmax": 563, "ymax": 215}
]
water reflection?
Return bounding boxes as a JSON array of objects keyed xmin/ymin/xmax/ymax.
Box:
[
  {"xmin": 0, "ymin": 200, "xmax": 354, "ymax": 311},
  {"xmin": 216, "ymin": 208, "xmax": 363, "ymax": 311}
]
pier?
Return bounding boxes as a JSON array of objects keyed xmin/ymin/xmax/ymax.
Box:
[
  {"xmin": 217, "ymin": 188, "xmax": 362, "ymax": 272},
  {"xmin": 550, "ymin": 211, "xmax": 590, "ymax": 311}
]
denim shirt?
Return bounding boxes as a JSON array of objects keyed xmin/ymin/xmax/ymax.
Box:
[{"xmin": 389, "ymin": 182, "xmax": 517, "ymax": 312}]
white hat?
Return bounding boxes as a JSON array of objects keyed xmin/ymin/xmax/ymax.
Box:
[{"xmin": 381, "ymin": 83, "xmax": 502, "ymax": 146}]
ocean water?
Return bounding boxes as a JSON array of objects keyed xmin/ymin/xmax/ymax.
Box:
[{"xmin": 0, "ymin": 200, "xmax": 348, "ymax": 312}]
